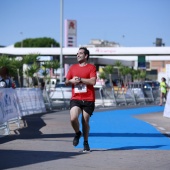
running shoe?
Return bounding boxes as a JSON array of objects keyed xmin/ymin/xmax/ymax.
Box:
[
  {"xmin": 83, "ymin": 141, "xmax": 90, "ymax": 152},
  {"xmin": 73, "ymin": 131, "xmax": 81, "ymax": 146}
]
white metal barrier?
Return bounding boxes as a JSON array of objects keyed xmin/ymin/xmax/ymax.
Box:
[
  {"xmin": 46, "ymin": 87, "xmax": 71, "ymax": 110},
  {"xmin": 94, "ymin": 85, "xmax": 161, "ymax": 107},
  {"xmin": 0, "ymin": 88, "xmax": 46, "ymax": 136}
]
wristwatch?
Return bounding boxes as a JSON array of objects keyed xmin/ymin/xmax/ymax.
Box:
[{"xmin": 78, "ymin": 77, "xmax": 81, "ymax": 81}]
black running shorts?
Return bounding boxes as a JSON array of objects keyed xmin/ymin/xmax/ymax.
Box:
[{"xmin": 70, "ymin": 100, "xmax": 95, "ymax": 116}]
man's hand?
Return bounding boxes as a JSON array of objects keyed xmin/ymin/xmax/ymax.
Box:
[
  {"xmin": 73, "ymin": 76, "xmax": 81, "ymax": 85},
  {"xmin": 65, "ymin": 76, "xmax": 81, "ymax": 86}
]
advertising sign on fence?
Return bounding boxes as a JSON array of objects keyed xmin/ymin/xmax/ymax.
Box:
[{"xmin": 0, "ymin": 88, "xmax": 20, "ymax": 124}]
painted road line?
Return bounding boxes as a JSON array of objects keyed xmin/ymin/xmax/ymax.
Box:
[
  {"xmin": 158, "ymin": 127, "xmax": 166, "ymax": 131},
  {"xmin": 150, "ymin": 123, "xmax": 157, "ymax": 126}
]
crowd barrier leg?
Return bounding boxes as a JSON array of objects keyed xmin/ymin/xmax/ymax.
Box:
[
  {"xmin": 43, "ymin": 88, "xmax": 53, "ymax": 110},
  {"xmin": 8, "ymin": 117, "xmax": 21, "ymax": 129},
  {"xmin": 0, "ymin": 122, "xmax": 10, "ymax": 135}
]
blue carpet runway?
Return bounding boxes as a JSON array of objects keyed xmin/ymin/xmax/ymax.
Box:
[{"xmin": 77, "ymin": 106, "xmax": 170, "ymax": 150}]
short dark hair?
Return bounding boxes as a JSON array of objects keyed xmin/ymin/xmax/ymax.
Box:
[
  {"xmin": 79, "ymin": 47, "xmax": 90, "ymax": 60},
  {"xmin": 162, "ymin": 77, "xmax": 166, "ymax": 82},
  {"xmin": 0, "ymin": 66, "xmax": 9, "ymax": 77}
]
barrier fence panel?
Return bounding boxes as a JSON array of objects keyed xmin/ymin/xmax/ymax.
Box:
[
  {"xmin": 124, "ymin": 89, "xmax": 136, "ymax": 106},
  {"xmin": 0, "ymin": 88, "xmax": 21, "ymax": 124},
  {"xmin": 0, "ymin": 122, "xmax": 10, "ymax": 135},
  {"xmin": 15, "ymin": 88, "xmax": 46, "ymax": 116},
  {"xmin": 152, "ymin": 88, "xmax": 161, "ymax": 104},
  {"xmin": 143, "ymin": 88, "xmax": 154, "ymax": 104},
  {"xmin": 48, "ymin": 87, "xmax": 71, "ymax": 110},
  {"xmin": 132, "ymin": 88, "xmax": 146, "ymax": 105},
  {"xmin": 114, "ymin": 90, "xmax": 127, "ymax": 106},
  {"xmin": 102, "ymin": 87, "xmax": 117, "ymax": 107},
  {"xmin": 42, "ymin": 87, "xmax": 53, "ymax": 110},
  {"xmin": 94, "ymin": 87, "xmax": 104, "ymax": 107},
  {"xmin": 127, "ymin": 82, "xmax": 162, "ymax": 105},
  {"xmin": 0, "ymin": 88, "xmax": 21, "ymax": 135},
  {"xmin": 0, "ymin": 88, "xmax": 47, "ymax": 136}
]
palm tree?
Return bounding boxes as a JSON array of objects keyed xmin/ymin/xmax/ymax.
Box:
[
  {"xmin": 139, "ymin": 69, "xmax": 146, "ymax": 81},
  {"xmin": 0, "ymin": 55, "xmax": 11, "ymax": 68},
  {"xmin": 10, "ymin": 57, "xmax": 23, "ymax": 87},
  {"xmin": 22, "ymin": 54, "xmax": 38, "ymax": 64},
  {"xmin": 0, "ymin": 55, "xmax": 21, "ymax": 84},
  {"xmin": 103, "ymin": 65, "xmax": 114, "ymax": 87},
  {"xmin": 24, "ymin": 62, "xmax": 39, "ymax": 87},
  {"xmin": 41, "ymin": 60, "xmax": 60, "ymax": 88},
  {"xmin": 119, "ymin": 66, "xmax": 132, "ymax": 88},
  {"xmin": 22, "ymin": 54, "xmax": 39, "ymax": 87},
  {"xmin": 98, "ymin": 71, "xmax": 107, "ymax": 86},
  {"xmin": 114, "ymin": 61, "xmax": 122, "ymax": 78},
  {"xmin": 99, "ymin": 72, "xmax": 106, "ymax": 80},
  {"xmin": 132, "ymin": 69, "xmax": 140, "ymax": 82}
]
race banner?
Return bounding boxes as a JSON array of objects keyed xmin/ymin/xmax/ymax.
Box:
[
  {"xmin": 0, "ymin": 88, "xmax": 21, "ymax": 124},
  {"xmin": 163, "ymin": 91, "xmax": 170, "ymax": 118},
  {"xmin": 15, "ymin": 88, "xmax": 46, "ymax": 116}
]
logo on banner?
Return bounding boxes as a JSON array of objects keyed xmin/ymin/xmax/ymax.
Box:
[
  {"xmin": 4, "ymin": 94, "xmax": 11, "ymax": 107},
  {"xmin": 66, "ymin": 20, "xmax": 77, "ymax": 36},
  {"xmin": 69, "ymin": 21, "xmax": 75, "ymax": 29},
  {"xmin": 0, "ymin": 101, "xmax": 5, "ymax": 118}
]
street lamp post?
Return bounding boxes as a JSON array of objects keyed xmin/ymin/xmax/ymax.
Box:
[
  {"xmin": 20, "ymin": 32, "xmax": 23, "ymax": 47},
  {"xmin": 59, "ymin": 0, "xmax": 63, "ymax": 83}
]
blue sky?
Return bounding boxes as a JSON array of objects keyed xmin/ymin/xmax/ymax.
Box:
[{"xmin": 0, "ymin": 0, "xmax": 170, "ymax": 47}]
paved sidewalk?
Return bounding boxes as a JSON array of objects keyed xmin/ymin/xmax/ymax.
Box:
[
  {"xmin": 134, "ymin": 111, "xmax": 170, "ymax": 138},
  {"xmin": 1, "ymin": 106, "xmax": 170, "ymax": 170}
]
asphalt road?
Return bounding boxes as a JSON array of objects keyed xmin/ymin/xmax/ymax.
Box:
[{"xmin": 0, "ymin": 105, "xmax": 170, "ymax": 170}]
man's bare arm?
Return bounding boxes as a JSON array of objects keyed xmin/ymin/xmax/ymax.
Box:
[
  {"xmin": 65, "ymin": 77, "xmax": 96, "ymax": 86},
  {"xmin": 65, "ymin": 76, "xmax": 81, "ymax": 86},
  {"xmin": 80, "ymin": 77, "xmax": 96, "ymax": 85}
]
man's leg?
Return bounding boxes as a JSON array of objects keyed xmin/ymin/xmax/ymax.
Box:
[
  {"xmin": 159, "ymin": 93, "xmax": 163, "ymax": 105},
  {"xmin": 70, "ymin": 106, "xmax": 82, "ymax": 146},
  {"xmin": 82, "ymin": 110, "xmax": 91, "ymax": 152},
  {"xmin": 82, "ymin": 111, "xmax": 90, "ymax": 141},
  {"xmin": 70, "ymin": 106, "xmax": 81, "ymax": 132}
]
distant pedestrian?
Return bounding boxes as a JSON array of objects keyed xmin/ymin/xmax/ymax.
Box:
[
  {"xmin": 159, "ymin": 77, "xmax": 168, "ymax": 106},
  {"xmin": 0, "ymin": 66, "xmax": 14, "ymax": 88},
  {"xmin": 65, "ymin": 47, "xmax": 97, "ymax": 152}
]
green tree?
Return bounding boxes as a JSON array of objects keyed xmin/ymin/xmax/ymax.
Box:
[
  {"xmin": 22, "ymin": 54, "xmax": 39, "ymax": 87},
  {"xmin": 132, "ymin": 69, "xmax": 146, "ymax": 82},
  {"xmin": 132, "ymin": 69, "xmax": 140, "ymax": 82},
  {"xmin": 103, "ymin": 65, "xmax": 114, "ymax": 87},
  {"xmin": 0, "ymin": 55, "xmax": 20, "ymax": 77},
  {"xmin": 114, "ymin": 61, "xmax": 122, "ymax": 78},
  {"xmin": 10, "ymin": 57, "xmax": 24, "ymax": 86},
  {"xmin": 22, "ymin": 54, "xmax": 38, "ymax": 64},
  {"xmin": 98, "ymin": 72, "xmax": 106, "ymax": 80},
  {"xmin": 139, "ymin": 69, "xmax": 146, "ymax": 81},
  {"xmin": 24, "ymin": 62, "xmax": 39, "ymax": 87},
  {"xmin": 14, "ymin": 37, "xmax": 60, "ymax": 47},
  {"xmin": 0, "ymin": 54, "xmax": 61, "ymax": 88},
  {"xmin": 41, "ymin": 60, "xmax": 60, "ymax": 87},
  {"xmin": 119, "ymin": 66, "xmax": 132, "ymax": 88},
  {"xmin": 0, "ymin": 55, "xmax": 24, "ymax": 86},
  {"xmin": 0, "ymin": 55, "xmax": 11, "ymax": 68}
]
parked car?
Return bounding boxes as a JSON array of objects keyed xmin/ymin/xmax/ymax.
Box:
[
  {"xmin": 112, "ymin": 79, "xmax": 124, "ymax": 87},
  {"xmin": 48, "ymin": 82, "xmax": 72, "ymax": 100},
  {"xmin": 45, "ymin": 78, "xmax": 57, "ymax": 89},
  {"xmin": 128, "ymin": 81, "xmax": 160, "ymax": 90},
  {"xmin": 143, "ymin": 81, "xmax": 160, "ymax": 89}
]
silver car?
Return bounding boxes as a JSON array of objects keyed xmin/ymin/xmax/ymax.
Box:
[{"xmin": 49, "ymin": 82, "xmax": 72, "ymax": 100}]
